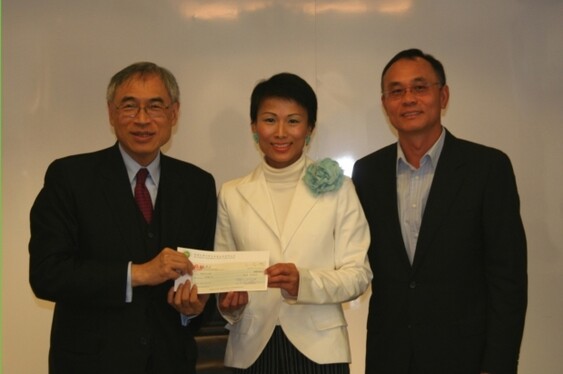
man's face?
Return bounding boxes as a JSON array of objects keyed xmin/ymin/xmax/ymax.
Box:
[
  {"xmin": 381, "ymin": 57, "xmax": 448, "ymax": 138},
  {"xmin": 108, "ymin": 74, "xmax": 179, "ymax": 166}
]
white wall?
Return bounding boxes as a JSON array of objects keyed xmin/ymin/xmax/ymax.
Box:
[{"xmin": 3, "ymin": 0, "xmax": 563, "ymax": 373}]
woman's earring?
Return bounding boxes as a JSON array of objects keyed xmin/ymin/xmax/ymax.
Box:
[
  {"xmin": 305, "ymin": 135, "xmax": 311, "ymax": 146},
  {"xmin": 252, "ymin": 133, "xmax": 259, "ymax": 143}
]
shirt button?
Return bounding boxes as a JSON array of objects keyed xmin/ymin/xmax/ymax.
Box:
[
  {"xmin": 147, "ymin": 232, "xmax": 155, "ymax": 239},
  {"xmin": 409, "ymin": 281, "xmax": 417, "ymax": 289}
]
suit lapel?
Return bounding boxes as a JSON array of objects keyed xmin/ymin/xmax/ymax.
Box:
[
  {"xmin": 96, "ymin": 145, "xmax": 146, "ymax": 261},
  {"xmin": 280, "ymin": 165, "xmax": 317, "ymax": 252},
  {"xmin": 237, "ymin": 167, "xmax": 280, "ymax": 238},
  {"xmin": 237, "ymin": 162, "xmax": 318, "ymax": 252},
  {"xmin": 157, "ymin": 155, "xmax": 185, "ymax": 247},
  {"xmin": 412, "ymin": 131, "xmax": 464, "ymax": 271},
  {"xmin": 380, "ymin": 145, "xmax": 412, "ymax": 268}
]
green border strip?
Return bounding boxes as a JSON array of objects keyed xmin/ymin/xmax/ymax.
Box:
[{"xmin": 1, "ymin": 0, "xmax": 4, "ymax": 372}]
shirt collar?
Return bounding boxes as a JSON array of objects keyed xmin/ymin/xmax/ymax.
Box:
[
  {"xmin": 397, "ymin": 126, "xmax": 446, "ymax": 171},
  {"xmin": 118, "ymin": 143, "xmax": 161, "ymax": 186}
]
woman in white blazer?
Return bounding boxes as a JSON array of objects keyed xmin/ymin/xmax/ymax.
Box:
[{"xmin": 215, "ymin": 73, "xmax": 372, "ymax": 374}]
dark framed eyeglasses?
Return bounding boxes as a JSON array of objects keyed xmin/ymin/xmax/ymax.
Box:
[
  {"xmin": 114, "ymin": 101, "xmax": 172, "ymax": 119},
  {"xmin": 382, "ymin": 82, "xmax": 442, "ymax": 100}
]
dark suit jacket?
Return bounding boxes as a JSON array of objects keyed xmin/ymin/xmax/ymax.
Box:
[
  {"xmin": 352, "ymin": 130, "xmax": 527, "ymax": 374},
  {"xmin": 29, "ymin": 144, "xmax": 217, "ymax": 374}
]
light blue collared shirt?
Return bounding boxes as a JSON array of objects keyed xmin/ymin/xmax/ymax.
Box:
[{"xmin": 396, "ymin": 128, "xmax": 445, "ymax": 264}]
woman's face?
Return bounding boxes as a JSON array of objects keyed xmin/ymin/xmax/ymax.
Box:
[{"xmin": 252, "ymin": 97, "xmax": 312, "ymax": 169}]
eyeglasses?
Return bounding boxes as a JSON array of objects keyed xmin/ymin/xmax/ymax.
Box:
[
  {"xmin": 382, "ymin": 82, "xmax": 442, "ymax": 100},
  {"xmin": 114, "ymin": 101, "xmax": 172, "ymax": 119}
]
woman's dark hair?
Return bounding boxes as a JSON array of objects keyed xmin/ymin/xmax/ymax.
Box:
[{"xmin": 250, "ymin": 73, "xmax": 317, "ymax": 129}]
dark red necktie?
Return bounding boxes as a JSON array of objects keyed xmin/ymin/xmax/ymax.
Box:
[{"xmin": 135, "ymin": 168, "xmax": 153, "ymax": 224}]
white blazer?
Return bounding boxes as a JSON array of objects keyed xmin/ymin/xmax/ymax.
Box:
[{"xmin": 215, "ymin": 158, "xmax": 372, "ymax": 368}]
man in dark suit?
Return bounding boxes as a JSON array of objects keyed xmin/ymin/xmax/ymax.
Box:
[
  {"xmin": 29, "ymin": 62, "xmax": 217, "ymax": 374},
  {"xmin": 352, "ymin": 49, "xmax": 527, "ymax": 374}
]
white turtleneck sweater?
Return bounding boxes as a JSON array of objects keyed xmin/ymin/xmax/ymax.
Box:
[{"xmin": 261, "ymin": 154, "xmax": 306, "ymax": 235}]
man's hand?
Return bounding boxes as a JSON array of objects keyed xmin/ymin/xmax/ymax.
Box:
[
  {"xmin": 131, "ymin": 247, "xmax": 192, "ymax": 287},
  {"xmin": 218, "ymin": 291, "xmax": 249, "ymax": 312},
  {"xmin": 167, "ymin": 281, "xmax": 209, "ymax": 316},
  {"xmin": 266, "ymin": 263, "xmax": 299, "ymax": 297}
]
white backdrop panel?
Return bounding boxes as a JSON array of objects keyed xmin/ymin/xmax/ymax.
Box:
[{"xmin": 3, "ymin": 0, "xmax": 563, "ymax": 373}]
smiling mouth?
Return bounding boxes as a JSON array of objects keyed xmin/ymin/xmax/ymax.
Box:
[
  {"xmin": 132, "ymin": 131, "xmax": 154, "ymax": 138},
  {"xmin": 402, "ymin": 110, "xmax": 422, "ymax": 118},
  {"xmin": 272, "ymin": 142, "xmax": 291, "ymax": 150}
]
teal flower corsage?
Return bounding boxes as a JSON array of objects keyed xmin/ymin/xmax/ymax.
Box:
[{"xmin": 302, "ymin": 158, "xmax": 344, "ymax": 196}]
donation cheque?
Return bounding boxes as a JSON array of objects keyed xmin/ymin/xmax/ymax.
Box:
[{"xmin": 174, "ymin": 248, "xmax": 269, "ymax": 294}]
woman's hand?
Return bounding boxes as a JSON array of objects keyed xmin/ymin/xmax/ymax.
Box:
[{"xmin": 266, "ymin": 263, "xmax": 299, "ymax": 297}]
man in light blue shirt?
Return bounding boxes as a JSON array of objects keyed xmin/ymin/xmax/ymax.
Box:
[{"xmin": 353, "ymin": 49, "xmax": 527, "ymax": 374}]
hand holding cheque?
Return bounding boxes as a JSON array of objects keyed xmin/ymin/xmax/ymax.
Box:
[
  {"xmin": 174, "ymin": 248, "xmax": 269, "ymax": 294},
  {"xmin": 174, "ymin": 248, "xmax": 302, "ymax": 315}
]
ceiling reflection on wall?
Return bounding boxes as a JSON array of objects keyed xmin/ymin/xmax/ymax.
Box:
[
  {"xmin": 304, "ymin": 0, "xmax": 412, "ymax": 15},
  {"xmin": 178, "ymin": 0, "xmax": 412, "ymax": 21},
  {"xmin": 180, "ymin": 1, "xmax": 268, "ymax": 20}
]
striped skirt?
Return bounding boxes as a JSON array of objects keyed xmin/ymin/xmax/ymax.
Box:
[{"xmin": 231, "ymin": 326, "xmax": 349, "ymax": 374}]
